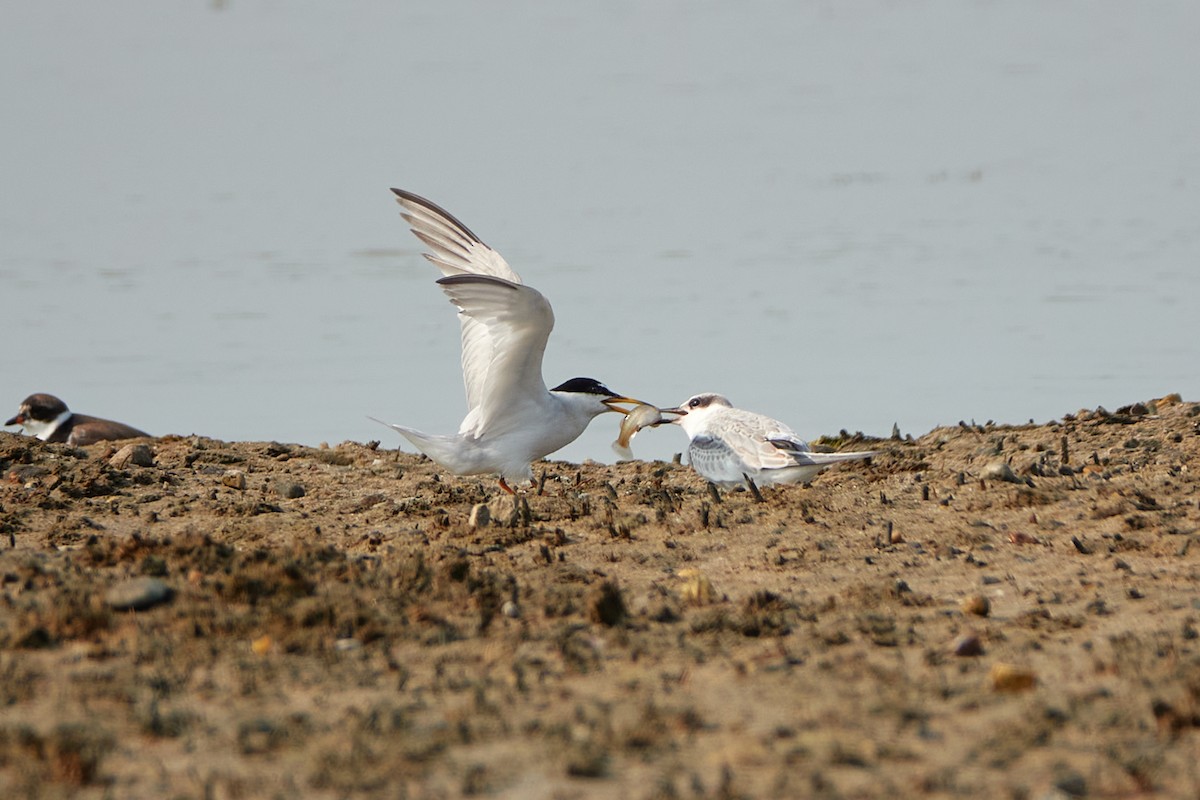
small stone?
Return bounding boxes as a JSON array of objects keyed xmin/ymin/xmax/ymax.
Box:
[
  {"xmin": 222, "ymin": 470, "xmax": 246, "ymax": 490},
  {"xmin": 109, "ymin": 443, "xmax": 155, "ymax": 469},
  {"xmin": 1053, "ymin": 769, "xmax": 1087, "ymax": 797},
  {"xmin": 981, "ymin": 461, "xmax": 1022, "ymax": 484},
  {"xmin": 1008, "ymin": 531, "xmax": 1039, "ymax": 545},
  {"xmin": 989, "ymin": 662, "xmax": 1036, "ymax": 692},
  {"xmin": 251, "ymin": 635, "xmax": 272, "ymax": 656},
  {"xmin": 276, "ymin": 481, "xmax": 305, "ymax": 499},
  {"xmin": 334, "ymin": 638, "xmax": 362, "ymax": 651},
  {"xmin": 1150, "ymin": 392, "xmax": 1181, "ymax": 410},
  {"xmin": 587, "ymin": 580, "xmax": 627, "ymax": 627},
  {"xmin": 469, "ymin": 503, "xmax": 491, "ymax": 529},
  {"xmin": 501, "ymin": 600, "xmax": 520, "ymax": 618},
  {"xmin": 677, "ymin": 568, "xmax": 719, "ymax": 606},
  {"xmin": 961, "ymin": 594, "xmax": 990, "ymax": 617},
  {"xmin": 952, "ymin": 632, "xmax": 984, "ymax": 657},
  {"xmin": 105, "ymin": 577, "xmax": 173, "ymax": 611},
  {"xmin": 889, "ymin": 526, "xmax": 904, "ymax": 544}
]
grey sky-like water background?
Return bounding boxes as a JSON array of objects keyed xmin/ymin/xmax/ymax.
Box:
[{"xmin": 3, "ymin": 2, "xmax": 1198, "ymax": 467}]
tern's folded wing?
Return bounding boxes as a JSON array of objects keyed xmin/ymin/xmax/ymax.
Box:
[
  {"xmin": 435, "ymin": 274, "xmax": 555, "ymax": 437},
  {"xmin": 716, "ymin": 411, "xmax": 806, "ymax": 472}
]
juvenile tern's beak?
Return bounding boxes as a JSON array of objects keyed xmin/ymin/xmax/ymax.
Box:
[
  {"xmin": 658, "ymin": 406, "xmax": 687, "ymax": 424},
  {"xmin": 5, "ymin": 413, "xmax": 23, "ymax": 426}
]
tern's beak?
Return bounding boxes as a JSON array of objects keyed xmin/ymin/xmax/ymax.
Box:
[
  {"xmin": 601, "ymin": 396, "xmax": 648, "ymax": 415},
  {"xmin": 657, "ymin": 407, "xmax": 687, "ymax": 423},
  {"xmin": 5, "ymin": 414, "xmax": 22, "ymax": 426}
]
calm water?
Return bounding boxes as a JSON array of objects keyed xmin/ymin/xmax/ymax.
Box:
[{"xmin": 3, "ymin": 2, "xmax": 1198, "ymax": 466}]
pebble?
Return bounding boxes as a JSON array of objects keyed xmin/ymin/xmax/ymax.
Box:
[
  {"xmin": 677, "ymin": 568, "xmax": 719, "ymax": 606},
  {"xmin": 961, "ymin": 594, "xmax": 991, "ymax": 617},
  {"xmin": 469, "ymin": 503, "xmax": 491, "ymax": 529},
  {"xmin": 952, "ymin": 632, "xmax": 984, "ymax": 657},
  {"xmin": 981, "ymin": 461, "xmax": 1023, "ymax": 484},
  {"xmin": 109, "ymin": 443, "xmax": 155, "ymax": 469},
  {"xmin": 222, "ymin": 470, "xmax": 247, "ymax": 490},
  {"xmin": 501, "ymin": 600, "xmax": 521, "ymax": 618},
  {"xmin": 989, "ymin": 662, "xmax": 1036, "ymax": 692},
  {"xmin": 105, "ymin": 577, "xmax": 173, "ymax": 611},
  {"xmin": 587, "ymin": 580, "xmax": 627, "ymax": 627},
  {"xmin": 1053, "ymin": 769, "xmax": 1088, "ymax": 797},
  {"xmin": 276, "ymin": 481, "xmax": 306, "ymax": 499}
]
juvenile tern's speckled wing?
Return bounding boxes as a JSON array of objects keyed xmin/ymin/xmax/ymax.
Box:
[{"xmin": 694, "ymin": 407, "xmax": 810, "ymax": 473}]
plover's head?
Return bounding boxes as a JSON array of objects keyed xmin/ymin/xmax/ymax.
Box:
[{"xmin": 5, "ymin": 393, "xmax": 72, "ymax": 440}]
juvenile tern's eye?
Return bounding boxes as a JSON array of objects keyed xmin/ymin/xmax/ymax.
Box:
[{"xmin": 689, "ymin": 398, "xmax": 702, "ymax": 409}]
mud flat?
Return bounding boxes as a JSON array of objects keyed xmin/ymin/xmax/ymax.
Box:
[{"xmin": 1, "ymin": 396, "xmax": 1198, "ymax": 798}]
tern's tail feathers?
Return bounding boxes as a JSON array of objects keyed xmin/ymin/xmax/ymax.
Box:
[
  {"xmin": 769, "ymin": 441, "xmax": 876, "ymax": 467},
  {"xmin": 369, "ymin": 417, "xmax": 465, "ymax": 466},
  {"xmin": 799, "ymin": 450, "xmax": 876, "ymax": 465}
]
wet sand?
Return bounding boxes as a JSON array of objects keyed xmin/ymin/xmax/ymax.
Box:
[{"xmin": 1, "ymin": 395, "xmax": 1198, "ymax": 798}]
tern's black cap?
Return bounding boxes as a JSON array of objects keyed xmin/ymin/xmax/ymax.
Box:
[{"xmin": 550, "ymin": 378, "xmax": 618, "ymax": 398}]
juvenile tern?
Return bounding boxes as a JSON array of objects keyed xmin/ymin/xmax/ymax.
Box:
[
  {"xmin": 375, "ymin": 189, "xmax": 646, "ymax": 492},
  {"xmin": 5, "ymin": 393, "xmax": 150, "ymax": 446},
  {"xmin": 663, "ymin": 393, "xmax": 875, "ymax": 499}
]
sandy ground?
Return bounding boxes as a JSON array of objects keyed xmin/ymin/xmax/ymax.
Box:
[{"xmin": 1, "ymin": 395, "xmax": 1198, "ymax": 799}]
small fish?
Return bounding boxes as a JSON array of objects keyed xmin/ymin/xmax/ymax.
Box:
[{"xmin": 612, "ymin": 403, "xmax": 674, "ymax": 460}]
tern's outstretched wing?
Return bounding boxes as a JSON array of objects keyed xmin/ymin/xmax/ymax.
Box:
[
  {"xmin": 435, "ymin": 274, "xmax": 554, "ymax": 438},
  {"xmin": 392, "ymin": 189, "xmax": 524, "ymax": 415}
]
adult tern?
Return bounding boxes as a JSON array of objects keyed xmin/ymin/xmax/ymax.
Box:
[{"xmin": 375, "ymin": 189, "xmax": 647, "ymax": 492}]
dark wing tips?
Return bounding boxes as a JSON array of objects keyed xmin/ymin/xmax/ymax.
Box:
[
  {"xmin": 767, "ymin": 437, "xmax": 806, "ymax": 454},
  {"xmin": 390, "ymin": 188, "xmax": 484, "ymax": 244},
  {"xmin": 436, "ymin": 274, "xmax": 521, "ymax": 291}
]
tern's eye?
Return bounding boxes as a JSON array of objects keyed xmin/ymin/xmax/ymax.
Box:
[{"xmin": 688, "ymin": 398, "xmax": 703, "ymax": 409}]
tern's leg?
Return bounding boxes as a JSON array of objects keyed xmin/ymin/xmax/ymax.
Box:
[{"xmin": 743, "ymin": 475, "xmax": 765, "ymax": 503}]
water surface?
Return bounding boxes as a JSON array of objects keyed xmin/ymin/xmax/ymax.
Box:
[{"xmin": 3, "ymin": 2, "xmax": 1198, "ymax": 466}]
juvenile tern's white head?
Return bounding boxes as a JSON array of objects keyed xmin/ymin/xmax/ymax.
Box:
[
  {"xmin": 373, "ymin": 189, "xmax": 647, "ymax": 492},
  {"xmin": 662, "ymin": 393, "xmax": 875, "ymax": 494}
]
